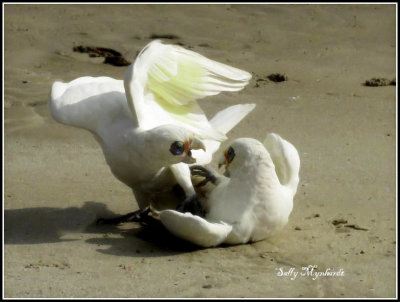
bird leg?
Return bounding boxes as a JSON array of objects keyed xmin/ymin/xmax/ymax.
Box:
[
  {"xmin": 190, "ymin": 165, "xmax": 218, "ymax": 187},
  {"xmin": 96, "ymin": 206, "xmax": 151, "ymax": 225},
  {"xmin": 176, "ymin": 194, "xmax": 205, "ymax": 217}
]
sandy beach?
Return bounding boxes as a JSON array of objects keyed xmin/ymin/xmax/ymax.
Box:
[{"xmin": 4, "ymin": 4, "xmax": 397, "ymax": 298}]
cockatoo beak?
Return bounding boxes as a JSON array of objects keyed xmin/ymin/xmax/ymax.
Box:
[
  {"xmin": 218, "ymin": 150, "xmax": 229, "ymax": 169},
  {"xmin": 189, "ymin": 137, "xmax": 206, "ymax": 152},
  {"xmin": 183, "ymin": 137, "xmax": 206, "ymax": 164}
]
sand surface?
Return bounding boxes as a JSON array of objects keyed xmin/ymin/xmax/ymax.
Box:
[{"xmin": 4, "ymin": 4, "xmax": 397, "ymax": 298}]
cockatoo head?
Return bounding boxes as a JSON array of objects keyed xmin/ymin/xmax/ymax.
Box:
[
  {"xmin": 146, "ymin": 124, "xmax": 206, "ymax": 165},
  {"xmin": 218, "ymin": 138, "xmax": 266, "ymax": 176}
]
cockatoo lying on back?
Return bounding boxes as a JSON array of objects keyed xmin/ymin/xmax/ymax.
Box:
[
  {"xmin": 157, "ymin": 133, "xmax": 301, "ymax": 247},
  {"xmin": 50, "ymin": 40, "xmax": 255, "ymax": 223}
]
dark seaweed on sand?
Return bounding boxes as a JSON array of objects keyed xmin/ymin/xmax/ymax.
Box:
[
  {"xmin": 363, "ymin": 78, "xmax": 396, "ymax": 87},
  {"xmin": 73, "ymin": 46, "xmax": 131, "ymax": 67},
  {"xmin": 267, "ymin": 73, "xmax": 288, "ymax": 83},
  {"xmin": 149, "ymin": 34, "xmax": 180, "ymax": 40}
]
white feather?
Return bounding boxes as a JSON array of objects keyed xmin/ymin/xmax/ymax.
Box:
[
  {"xmin": 50, "ymin": 77, "xmax": 130, "ymax": 134},
  {"xmin": 159, "ymin": 210, "xmax": 232, "ymax": 247},
  {"xmin": 209, "ymin": 103, "xmax": 256, "ymax": 135},
  {"xmin": 263, "ymin": 133, "xmax": 300, "ymax": 195}
]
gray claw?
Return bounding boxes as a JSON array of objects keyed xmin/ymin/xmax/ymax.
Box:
[
  {"xmin": 96, "ymin": 207, "xmax": 150, "ymax": 225},
  {"xmin": 190, "ymin": 165, "xmax": 217, "ymax": 186}
]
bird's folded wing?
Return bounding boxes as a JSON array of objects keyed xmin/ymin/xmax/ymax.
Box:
[
  {"xmin": 159, "ymin": 210, "xmax": 232, "ymax": 247},
  {"xmin": 124, "ymin": 40, "xmax": 252, "ymax": 141},
  {"xmin": 50, "ymin": 76, "xmax": 132, "ymax": 133}
]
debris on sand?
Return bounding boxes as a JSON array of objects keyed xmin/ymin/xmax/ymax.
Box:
[
  {"xmin": 332, "ymin": 219, "xmax": 348, "ymax": 226},
  {"xmin": 253, "ymin": 73, "xmax": 288, "ymax": 87},
  {"xmin": 73, "ymin": 46, "xmax": 131, "ymax": 66},
  {"xmin": 305, "ymin": 213, "xmax": 320, "ymax": 219},
  {"xmin": 25, "ymin": 261, "xmax": 71, "ymax": 269},
  {"xmin": 254, "ymin": 73, "xmax": 288, "ymax": 87},
  {"xmin": 344, "ymin": 224, "xmax": 368, "ymax": 231},
  {"xmin": 267, "ymin": 73, "xmax": 288, "ymax": 83},
  {"xmin": 198, "ymin": 43, "xmax": 210, "ymax": 47},
  {"xmin": 104, "ymin": 56, "xmax": 131, "ymax": 67},
  {"xmin": 363, "ymin": 78, "xmax": 396, "ymax": 87},
  {"xmin": 254, "ymin": 78, "xmax": 267, "ymax": 87},
  {"xmin": 149, "ymin": 34, "xmax": 180, "ymax": 40},
  {"xmin": 332, "ymin": 218, "xmax": 368, "ymax": 231}
]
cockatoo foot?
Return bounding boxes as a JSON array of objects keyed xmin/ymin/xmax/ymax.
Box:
[
  {"xmin": 96, "ymin": 207, "xmax": 151, "ymax": 225},
  {"xmin": 190, "ymin": 165, "xmax": 218, "ymax": 187},
  {"xmin": 176, "ymin": 194, "xmax": 205, "ymax": 217}
]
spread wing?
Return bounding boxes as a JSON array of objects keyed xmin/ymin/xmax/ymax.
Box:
[
  {"xmin": 50, "ymin": 76, "xmax": 134, "ymax": 135},
  {"xmin": 124, "ymin": 40, "xmax": 252, "ymax": 141},
  {"xmin": 159, "ymin": 210, "xmax": 232, "ymax": 247}
]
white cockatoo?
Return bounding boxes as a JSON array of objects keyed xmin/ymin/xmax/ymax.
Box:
[
  {"xmin": 157, "ymin": 133, "xmax": 301, "ymax": 247},
  {"xmin": 50, "ymin": 40, "xmax": 255, "ymax": 223}
]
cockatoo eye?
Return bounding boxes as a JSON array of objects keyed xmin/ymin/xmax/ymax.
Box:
[
  {"xmin": 170, "ymin": 141, "xmax": 185, "ymax": 155},
  {"xmin": 227, "ymin": 146, "xmax": 235, "ymax": 163}
]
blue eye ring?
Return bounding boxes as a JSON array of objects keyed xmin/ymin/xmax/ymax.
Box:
[{"xmin": 170, "ymin": 141, "xmax": 185, "ymax": 155}]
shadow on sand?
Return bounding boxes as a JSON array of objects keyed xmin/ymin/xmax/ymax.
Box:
[{"xmin": 4, "ymin": 201, "xmax": 200, "ymax": 257}]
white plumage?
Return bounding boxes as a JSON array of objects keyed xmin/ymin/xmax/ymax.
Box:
[
  {"xmin": 50, "ymin": 40, "xmax": 255, "ymax": 212},
  {"xmin": 158, "ymin": 133, "xmax": 301, "ymax": 247}
]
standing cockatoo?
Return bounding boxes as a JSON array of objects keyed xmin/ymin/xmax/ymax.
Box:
[{"xmin": 50, "ymin": 40, "xmax": 255, "ymax": 223}]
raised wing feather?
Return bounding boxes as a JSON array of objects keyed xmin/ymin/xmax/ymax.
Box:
[
  {"xmin": 159, "ymin": 210, "xmax": 232, "ymax": 247},
  {"xmin": 124, "ymin": 40, "xmax": 252, "ymax": 141},
  {"xmin": 210, "ymin": 103, "xmax": 256, "ymax": 134},
  {"xmin": 50, "ymin": 77, "xmax": 133, "ymax": 134}
]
